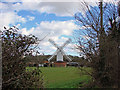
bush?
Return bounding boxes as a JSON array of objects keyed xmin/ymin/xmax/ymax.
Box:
[{"xmin": 2, "ymin": 26, "xmax": 43, "ymax": 89}]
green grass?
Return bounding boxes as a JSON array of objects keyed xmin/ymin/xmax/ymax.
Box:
[{"xmin": 26, "ymin": 67, "xmax": 92, "ymax": 88}]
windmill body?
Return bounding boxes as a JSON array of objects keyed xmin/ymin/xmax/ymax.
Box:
[{"xmin": 57, "ymin": 51, "xmax": 63, "ymax": 61}]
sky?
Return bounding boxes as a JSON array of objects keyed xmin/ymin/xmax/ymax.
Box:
[{"xmin": 0, "ymin": 0, "xmax": 119, "ymax": 56}]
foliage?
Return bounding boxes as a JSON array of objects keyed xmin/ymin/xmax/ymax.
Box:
[
  {"xmin": 1, "ymin": 26, "xmax": 43, "ymax": 88},
  {"xmin": 16, "ymin": 68, "xmax": 43, "ymax": 88}
]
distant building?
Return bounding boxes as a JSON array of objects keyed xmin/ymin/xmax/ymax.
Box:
[{"xmin": 67, "ymin": 62, "xmax": 79, "ymax": 67}]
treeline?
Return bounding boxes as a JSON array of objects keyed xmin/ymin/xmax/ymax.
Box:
[{"xmin": 24, "ymin": 55, "xmax": 90, "ymax": 66}]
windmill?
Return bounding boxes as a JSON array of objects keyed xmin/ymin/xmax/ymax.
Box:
[{"xmin": 47, "ymin": 38, "xmax": 72, "ymax": 67}]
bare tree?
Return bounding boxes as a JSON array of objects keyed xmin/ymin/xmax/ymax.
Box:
[{"xmin": 74, "ymin": 1, "xmax": 119, "ymax": 88}]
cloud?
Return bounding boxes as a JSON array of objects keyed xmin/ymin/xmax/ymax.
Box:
[
  {"xmin": 37, "ymin": 2, "xmax": 82, "ymax": 16},
  {"xmin": 2, "ymin": 0, "xmax": 118, "ymax": 56},
  {"xmin": 1, "ymin": 0, "xmax": 118, "ymax": 30},
  {"xmin": 27, "ymin": 16, "xmax": 35, "ymax": 21},
  {"xmin": 1, "ymin": 1, "xmax": 97, "ymax": 17},
  {"xmin": 22, "ymin": 20, "xmax": 79, "ymax": 39},
  {"xmin": 19, "ymin": 20, "xmax": 79, "ymax": 55},
  {"xmin": 2, "ymin": 0, "xmax": 119, "ymax": 2},
  {"xmin": 4, "ymin": 0, "xmax": 118, "ymax": 17},
  {"xmin": 0, "ymin": 11, "xmax": 26, "ymax": 30}
]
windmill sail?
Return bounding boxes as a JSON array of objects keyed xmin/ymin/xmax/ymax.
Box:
[
  {"xmin": 48, "ymin": 49, "xmax": 58, "ymax": 61},
  {"xmin": 48, "ymin": 38, "xmax": 72, "ymax": 62},
  {"xmin": 60, "ymin": 49, "xmax": 72, "ymax": 62}
]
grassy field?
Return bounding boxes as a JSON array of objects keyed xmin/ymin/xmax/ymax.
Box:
[{"xmin": 26, "ymin": 67, "xmax": 92, "ymax": 88}]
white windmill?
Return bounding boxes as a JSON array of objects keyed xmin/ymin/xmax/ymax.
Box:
[{"xmin": 48, "ymin": 38, "xmax": 72, "ymax": 63}]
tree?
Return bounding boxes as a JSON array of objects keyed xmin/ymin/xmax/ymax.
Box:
[
  {"xmin": 1, "ymin": 26, "xmax": 43, "ymax": 88},
  {"xmin": 74, "ymin": 1, "xmax": 119, "ymax": 88}
]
